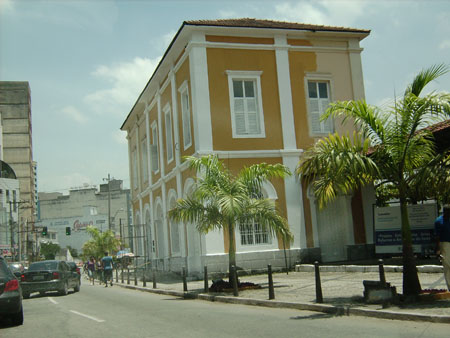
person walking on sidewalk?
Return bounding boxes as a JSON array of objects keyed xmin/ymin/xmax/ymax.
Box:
[
  {"xmin": 102, "ymin": 252, "xmax": 114, "ymax": 287},
  {"xmin": 87, "ymin": 256, "xmax": 96, "ymax": 285},
  {"xmin": 435, "ymin": 205, "xmax": 450, "ymax": 290}
]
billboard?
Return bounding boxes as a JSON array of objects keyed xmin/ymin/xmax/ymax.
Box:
[{"xmin": 374, "ymin": 203, "xmax": 437, "ymax": 254}]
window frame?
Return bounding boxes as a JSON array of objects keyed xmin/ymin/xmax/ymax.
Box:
[
  {"xmin": 151, "ymin": 122, "xmax": 159, "ymax": 174},
  {"xmin": 132, "ymin": 148, "xmax": 138, "ymax": 189},
  {"xmin": 239, "ymin": 220, "xmax": 272, "ymax": 246},
  {"xmin": 178, "ymin": 80, "xmax": 192, "ymax": 150},
  {"xmin": 141, "ymin": 138, "xmax": 148, "ymax": 183},
  {"xmin": 163, "ymin": 103, "xmax": 174, "ymax": 164},
  {"xmin": 226, "ymin": 70, "xmax": 266, "ymax": 139},
  {"xmin": 304, "ymin": 74, "xmax": 335, "ymax": 136}
]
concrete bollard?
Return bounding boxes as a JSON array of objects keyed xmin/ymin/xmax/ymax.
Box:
[
  {"xmin": 182, "ymin": 267, "xmax": 188, "ymax": 292},
  {"xmin": 379, "ymin": 259, "xmax": 386, "ymax": 287},
  {"xmin": 127, "ymin": 268, "xmax": 130, "ymax": 285},
  {"xmin": 268, "ymin": 264, "xmax": 275, "ymax": 300},
  {"xmin": 314, "ymin": 261, "xmax": 323, "ymax": 303},
  {"xmin": 231, "ymin": 265, "xmax": 239, "ymax": 297},
  {"xmin": 204, "ymin": 266, "xmax": 208, "ymax": 293},
  {"xmin": 152, "ymin": 270, "xmax": 157, "ymax": 289}
]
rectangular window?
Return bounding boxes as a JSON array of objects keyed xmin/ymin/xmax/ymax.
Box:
[
  {"xmin": 179, "ymin": 82, "xmax": 192, "ymax": 149},
  {"xmin": 164, "ymin": 105, "xmax": 174, "ymax": 163},
  {"xmin": 141, "ymin": 139, "xmax": 148, "ymax": 183},
  {"xmin": 239, "ymin": 221, "xmax": 271, "ymax": 246},
  {"xmin": 151, "ymin": 122, "xmax": 159, "ymax": 173},
  {"xmin": 227, "ymin": 71, "xmax": 265, "ymax": 138},
  {"xmin": 132, "ymin": 149, "xmax": 138, "ymax": 189},
  {"xmin": 307, "ymin": 80, "xmax": 333, "ymax": 135}
]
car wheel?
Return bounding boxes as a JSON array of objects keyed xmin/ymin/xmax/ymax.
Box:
[
  {"xmin": 39, "ymin": 291, "xmax": 46, "ymax": 296},
  {"xmin": 10, "ymin": 306, "xmax": 24, "ymax": 326},
  {"xmin": 23, "ymin": 293, "xmax": 30, "ymax": 299},
  {"xmin": 74, "ymin": 281, "xmax": 80, "ymax": 292},
  {"xmin": 59, "ymin": 282, "xmax": 68, "ymax": 296}
]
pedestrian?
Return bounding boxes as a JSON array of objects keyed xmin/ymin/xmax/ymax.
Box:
[
  {"xmin": 101, "ymin": 251, "xmax": 114, "ymax": 287},
  {"xmin": 435, "ymin": 205, "xmax": 450, "ymax": 290},
  {"xmin": 97, "ymin": 260, "xmax": 104, "ymax": 285},
  {"xmin": 87, "ymin": 256, "xmax": 96, "ymax": 285}
]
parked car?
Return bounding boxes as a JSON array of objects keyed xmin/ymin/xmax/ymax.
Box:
[
  {"xmin": 8, "ymin": 262, "xmax": 25, "ymax": 278},
  {"xmin": 0, "ymin": 256, "xmax": 23, "ymax": 325},
  {"xmin": 20, "ymin": 260, "xmax": 80, "ymax": 298}
]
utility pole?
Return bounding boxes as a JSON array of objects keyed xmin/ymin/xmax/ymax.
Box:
[{"xmin": 9, "ymin": 201, "xmax": 14, "ymax": 260}]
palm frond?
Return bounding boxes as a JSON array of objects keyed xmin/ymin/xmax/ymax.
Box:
[{"xmin": 404, "ymin": 63, "xmax": 449, "ymax": 97}]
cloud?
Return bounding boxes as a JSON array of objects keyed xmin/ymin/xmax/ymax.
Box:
[
  {"xmin": 151, "ymin": 30, "xmax": 177, "ymax": 54},
  {"xmin": 219, "ymin": 10, "xmax": 239, "ymax": 18},
  {"xmin": 84, "ymin": 56, "xmax": 160, "ymax": 115},
  {"xmin": 439, "ymin": 40, "xmax": 450, "ymax": 50},
  {"xmin": 62, "ymin": 105, "xmax": 88, "ymax": 124},
  {"xmin": 113, "ymin": 130, "xmax": 128, "ymax": 145},
  {"xmin": 274, "ymin": 0, "xmax": 369, "ymax": 26},
  {"xmin": 0, "ymin": 0, "xmax": 14, "ymax": 12}
]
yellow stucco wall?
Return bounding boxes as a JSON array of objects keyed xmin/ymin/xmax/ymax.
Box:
[
  {"xmin": 206, "ymin": 35, "xmax": 274, "ymax": 45},
  {"xmin": 206, "ymin": 48, "xmax": 284, "ymax": 151}
]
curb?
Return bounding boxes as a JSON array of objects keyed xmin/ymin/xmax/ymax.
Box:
[
  {"xmin": 115, "ymin": 282, "xmax": 450, "ymax": 324},
  {"xmin": 295, "ymin": 265, "xmax": 443, "ymax": 273}
]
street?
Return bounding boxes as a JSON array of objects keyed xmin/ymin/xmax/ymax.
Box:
[{"xmin": 1, "ymin": 282, "xmax": 449, "ymax": 338}]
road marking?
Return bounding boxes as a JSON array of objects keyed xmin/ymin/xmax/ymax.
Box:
[
  {"xmin": 48, "ymin": 297, "xmax": 58, "ymax": 305},
  {"xmin": 70, "ymin": 310, "xmax": 105, "ymax": 323}
]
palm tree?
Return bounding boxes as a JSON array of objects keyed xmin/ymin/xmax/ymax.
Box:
[
  {"xmin": 81, "ymin": 227, "xmax": 122, "ymax": 261},
  {"xmin": 169, "ymin": 155, "xmax": 293, "ymax": 283},
  {"xmin": 296, "ymin": 64, "xmax": 450, "ymax": 297}
]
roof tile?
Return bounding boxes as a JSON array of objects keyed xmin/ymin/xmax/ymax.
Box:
[{"xmin": 185, "ymin": 18, "xmax": 370, "ymax": 34}]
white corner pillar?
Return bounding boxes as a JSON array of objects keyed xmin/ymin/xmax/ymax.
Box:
[
  {"xmin": 275, "ymin": 35, "xmax": 307, "ymax": 249},
  {"xmin": 188, "ymin": 32, "xmax": 213, "ymax": 154}
]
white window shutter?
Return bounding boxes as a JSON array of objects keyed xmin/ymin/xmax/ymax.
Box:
[{"xmin": 309, "ymin": 99, "xmax": 321, "ymax": 133}]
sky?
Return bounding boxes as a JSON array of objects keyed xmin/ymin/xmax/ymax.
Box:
[{"xmin": 0, "ymin": 0, "xmax": 449, "ymax": 194}]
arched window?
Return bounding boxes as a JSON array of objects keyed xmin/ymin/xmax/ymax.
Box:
[
  {"xmin": 168, "ymin": 192, "xmax": 180, "ymax": 255},
  {"xmin": 238, "ymin": 182, "xmax": 276, "ymax": 246}
]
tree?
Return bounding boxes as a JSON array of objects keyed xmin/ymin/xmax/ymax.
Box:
[
  {"xmin": 296, "ymin": 64, "xmax": 450, "ymax": 297},
  {"xmin": 40, "ymin": 242, "xmax": 61, "ymax": 260},
  {"xmin": 81, "ymin": 227, "xmax": 121, "ymax": 261},
  {"xmin": 169, "ymin": 155, "xmax": 293, "ymax": 283}
]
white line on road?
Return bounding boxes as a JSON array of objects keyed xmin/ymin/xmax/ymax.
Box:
[
  {"xmin": 70, "ymin": 310, "xmax": 105, "ymax": 323},
  {"xmin": 48, "ymin": 297, "xmax": 58, "ymax": 305}
]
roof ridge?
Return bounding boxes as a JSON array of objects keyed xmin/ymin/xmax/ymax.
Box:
[{"xmin": 184, "ymin": 18, "xmax": 370, "ymax": 33}]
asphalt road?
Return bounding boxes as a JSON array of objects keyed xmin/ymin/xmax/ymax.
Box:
[{"xmin": 1, "ymin": 282, "xmax": 449, "ymax": 338}]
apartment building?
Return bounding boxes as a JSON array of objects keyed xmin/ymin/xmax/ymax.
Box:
[{"xmin": 0, "ymin": 81, "xmax": 35, "ymax": 259}]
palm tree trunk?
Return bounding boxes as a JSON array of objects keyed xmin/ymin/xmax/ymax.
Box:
[
  {"xmin": 399, "ymin": 197, "xmax": 422, "ymax": 297},
  {"xmin": 228, "ymin": 223, "xmax": 236, "ymax": 284}
]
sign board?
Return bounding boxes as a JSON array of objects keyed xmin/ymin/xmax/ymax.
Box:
[{"xmin": 374, "ymin": 203, "xmax": 437, "ymax": 254}]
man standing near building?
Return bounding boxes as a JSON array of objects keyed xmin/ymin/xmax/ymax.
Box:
[
  {"xmin": 101, "ymin": 252, "xmax": 114, "ymax": 287},
  {"xmin": 435, "ymin": 205, "xmax": 450, "ymax": 290}
]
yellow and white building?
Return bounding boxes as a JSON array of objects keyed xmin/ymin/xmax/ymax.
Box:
[{"xmin": 121, "ymin": 19, "xmax": 373, "ymax": 276}]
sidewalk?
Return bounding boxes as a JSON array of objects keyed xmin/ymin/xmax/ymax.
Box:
[{"xmin": 110, "ymin": 264, "xmax": 450, "ymax": 324}]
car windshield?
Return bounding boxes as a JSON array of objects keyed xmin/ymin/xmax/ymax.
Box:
[{"xmin": 29, "ymin": 261, "xmax": 58, "ymax": 271}]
